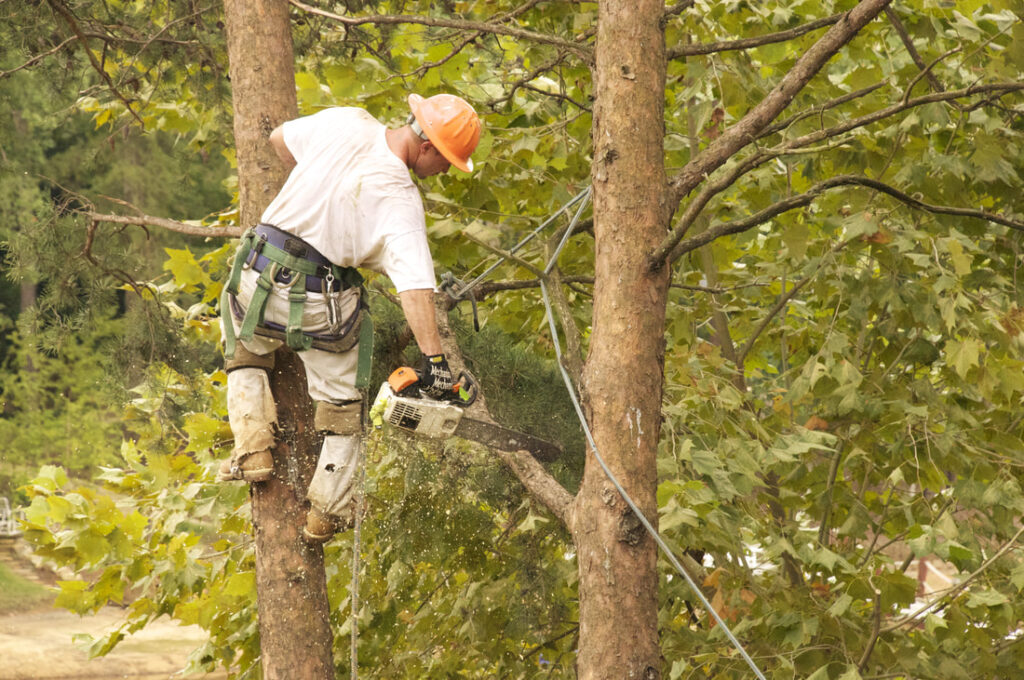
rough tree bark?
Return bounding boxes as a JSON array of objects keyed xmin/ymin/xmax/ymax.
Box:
[
  {"xmin": 570, "ymin": 1, "xmax": 670, "ymax": 678},
  {"xmin": 222, "ymin": 1, "xmax": 336, "ymax": 677}
]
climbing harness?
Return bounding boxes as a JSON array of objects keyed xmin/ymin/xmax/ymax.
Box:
[
  {"xmin": 443, "ymin": 187, "xmax": 769, "ymax": 680},
  {"xmin": 221, "ymin": 223, "xmax": 375, "ymax": 389}
]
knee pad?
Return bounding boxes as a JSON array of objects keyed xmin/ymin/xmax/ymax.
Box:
[
  {"xmin": 307, "ymin": 434, "xmax": 361, "ymax": 517},
  {"xmin": 314, "ymin": 400, "xmax": 363, "ymax": 436},
  {"xmin": 224, "ymin": 343, "xmax": 275, "ymax": 373},
  {"xmin": 227, "ymin": 368, "xmax": 278, "ymax": 454}
]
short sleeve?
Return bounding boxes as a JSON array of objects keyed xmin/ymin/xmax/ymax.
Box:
[
  {"xmin": 281, "ymin": 109, "xmax": 344, "ymax": 165},
  {"xmin": 383, "ymin": 230, "xmax": 437, "ymax": 292}
]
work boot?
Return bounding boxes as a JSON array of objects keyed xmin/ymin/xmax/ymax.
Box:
[
  {"xmin": 302, "ymin": 505, "xmax": 354, "ymax": 544},
  {"xmin": 303, "ymin": 506, "xmax": 339, "ymax": 544},
  {"xmin": 217, "ymin": 450, "xmax": 274, "ymax": 483}
]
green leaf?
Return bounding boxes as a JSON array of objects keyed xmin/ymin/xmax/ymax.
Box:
[
  {"xmin": 54, "ymin": 580, "xmax": 92, "ymax": 614},
  {"xmin": 944, "ymin": 338, "xmax": 981, "ymax": 379},
  {"xmin": 944, "ymin": 238, "xmax": 973, "ymax": 277},
  {"xmin": 806, "ymin": 664, "xmax": 833, "ymax": 680},
  {"xmin": 837, "ymin": 665, "xmax": 864, "ymax": 680},
  {"xmin": 966, "ymin": 588, "xmax": 1009, "ymax": 607},
  {"xmin": 224, "ymin": 571, "xmax": 256, "ymax": 598},
  {"xmin": 828, "ymin": 593, "xmax": 854, "ymax": 617},
  {"xmin": 162, "ymin": 248, "xmax": 207, "ymax": 292},
  {"xmin": 1010, "ymin": 562, "xmax": 1024, "ymax": 591}
]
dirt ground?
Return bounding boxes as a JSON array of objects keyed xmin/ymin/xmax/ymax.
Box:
[{"xmin": 0, "ymin": 605, "xmax": 227, "ymax": 680}]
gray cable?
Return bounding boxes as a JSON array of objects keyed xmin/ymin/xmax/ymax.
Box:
[
  {"xmin": 538, "ymin": 281, "xmax": 768, "ymax": 680},
  {"xmin": 448, "ymin": 187, "xmax": 591, "ymax": 300},
  {"xmin": 453, "ymin": 188, "xmax": 768, "ymax": 678}
]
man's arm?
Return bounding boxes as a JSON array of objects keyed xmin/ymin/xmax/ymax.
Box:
[
  {"xmin": 398, "ymin": 289, "xmax": 443, "ymax": 356},
  {"xmin": 269, "ymin": 125, "xmax": 296, "ymax": 169}
]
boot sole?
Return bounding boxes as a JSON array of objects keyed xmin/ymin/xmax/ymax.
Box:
[{"xmin": 302, "ymin": 527, "xmax": 335, "ymax": 544}]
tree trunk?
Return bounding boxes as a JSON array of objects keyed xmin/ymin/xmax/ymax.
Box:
[
  {"xmin": 572, "ymin": 1, "xmax": 669, "ymax": 678},
  {"xmin": 222, "ymin": 1, "xmax": 336, "ymax": 677}
]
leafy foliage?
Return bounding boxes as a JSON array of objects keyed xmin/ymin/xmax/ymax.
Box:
[{"xmin": 4, "ymin": 0, "xmax": 1024, "ymax": 678}]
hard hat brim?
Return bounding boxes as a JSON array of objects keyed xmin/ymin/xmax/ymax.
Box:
[{"xmin": 407, "ymin": 93, "xmax": 475, "ymax": 173}]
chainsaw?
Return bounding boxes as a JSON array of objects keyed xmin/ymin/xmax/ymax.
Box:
[{"xmin": 372, "ymin": 367, "xmax": 561, "ymax": 461}]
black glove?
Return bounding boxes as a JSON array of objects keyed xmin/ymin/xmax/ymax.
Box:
[{"xmin": 419, "ymin": 353, "xmax": 454, "ymax": 399}]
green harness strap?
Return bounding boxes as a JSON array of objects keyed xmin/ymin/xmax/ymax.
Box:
[
  {"xmin": 236, "ymin": 265, "xmax": 274, "ymax": 345},
  {"xmin": 354, "ymin": 314, "xmax": 374, "ymax": 391},
  {"xmin": 222, "ymin": 230, "xmax": 257, "ymax": 359},
  {"xmin": 285, "ymin": 273, "xmax": 313, "ymax": 352}
]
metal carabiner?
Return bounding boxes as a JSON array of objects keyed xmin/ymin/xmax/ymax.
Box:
[
  {"xmin": 270, "ymin": 263, "xmax": 302, "ymax": 291},
  {"xmin": 324, "ymin": 272, "xmax": 341, "ymax": 331},
  {"xmin": 241, "ymin": 234, "xmax": 268, "ymax": 271}
]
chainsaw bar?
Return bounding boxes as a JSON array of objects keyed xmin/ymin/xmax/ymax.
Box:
[
  {"xmin": 378, "ymin": 370, "xmax": 561, "ymax": 462},
  {"xmin": 454, "ymin": 417, "xmax": 562, "ymax": 462}
]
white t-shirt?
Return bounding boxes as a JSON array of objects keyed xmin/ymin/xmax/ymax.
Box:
[{"xmin": 260, "ymin": 107, "xmax": 436, "ymax": 292}]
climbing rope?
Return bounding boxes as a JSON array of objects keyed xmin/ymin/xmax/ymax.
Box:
[
  {"xmin": 452, "ymin": 189, "xmax": 769, "ymax": 680},
  {"xmin": 350, "ymin": 440, "xmax": 367, "ymax": 680}
]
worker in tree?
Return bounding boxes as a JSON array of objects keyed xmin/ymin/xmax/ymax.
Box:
[{"xmin": 217, "ymin": 93, "xmax": 482, "ymax": 543}]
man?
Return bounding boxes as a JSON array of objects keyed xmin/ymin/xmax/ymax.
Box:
[{"xmin": 218, "ymin": 93, "xmax": 482, "ymax": 543}]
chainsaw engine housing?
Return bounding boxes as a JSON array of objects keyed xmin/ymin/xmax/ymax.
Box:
[{"xmin": 374, "ymin": 382, "xmax": 465, "ymax": 438}]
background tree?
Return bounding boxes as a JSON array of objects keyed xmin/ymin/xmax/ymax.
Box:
[{"xmin": 221, "ymin": 0, "xmax": 335, "ymax": 676}]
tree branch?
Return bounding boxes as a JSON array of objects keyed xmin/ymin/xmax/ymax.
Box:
[
  {"xmin": 493, "ymin": 449, "xmax": 574, "ymax": 526},
  {"xmin": 486, "ymin": 52, "xmax": 573, "ymax": 108},
  {"xmin": 519, "ymin": 83, "xmax": 592, "ymax": 112},
  {"xmin": 462, "ymin": 232, "xmax": 545, "ymax": 278},
  {"xmin": 46, "ymin": 0, "xmax": 146, "ymax": 127},
  {"xmin": 665, "ymin": 174, "xmax": 1024, "ymax": 263},
  {"xmin": 758, "ymin": 82, "xmax": 887, "ymax": 141},
  {"xmin": 666, "ymin": 0, "xmax": 894, "ymax": 211},
  {"xmin": 651, "ymin": 81, "xmax": 1024, "ymax": 269},
  {"xmin": 858, "ymin": 586, "xmax": 884, "ymax": 671},
  {"xmin": 85, "ymin": 211, "xmax": 242, "ymax": 238},
  {"xmin": 738, "ymin": 238, "xmax": 854, "ymax": 367},
  {"xmin": 432, "ymin": 296, "xmax": 574, "ymax": 527},
  {"xmin": 663, "ymin": 1, "xmax": 696, "ymax": 20},
  {"xmin": 401, "ymin": 30, "xmax": 483, "ymax": 78},
  {"xmin": 0, "ymin": 36, "xmax": 76, "ymax": 79},
  {"xmin": 884, "ymin": 7, "xmax": 945, "ymax": 96},
  {"xmin": 777, "ymin": 82, "xmax": 1024, "ymax": 157},
  {"xmin": 469, "ymin": 275, "xmax": 746, "ymax": 300},
  {"xmin": 543, "ymin": 266, "xmax": 585, "ymax": 385},
  {"xmin": 881, "ymin": 523, "xmax": 1024, "ymax": 633},
  {"xmin": 668, "ymin": 13, "xmax": 844, "ymax": 59},
  {"xmin": 288, "ymin": 0, "xmax": 592, "ymax": 61}
]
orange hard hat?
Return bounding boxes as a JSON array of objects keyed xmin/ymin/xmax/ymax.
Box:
[{"xmin": 407, "ymin": 93, "xmax": 482, "ymax": 172}]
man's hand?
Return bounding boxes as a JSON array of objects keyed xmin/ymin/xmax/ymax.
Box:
[{"xmin": 419, "ymin": 354, "xmax": 454, "ymax": 399}]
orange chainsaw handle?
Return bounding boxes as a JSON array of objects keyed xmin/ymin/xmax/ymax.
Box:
[
  {"xmin": 386, "ymin": 366, "xmax": 478, "ymax": 406},
  {"xmin": 387, "ymin": 366, "xmax": 420, "ymax": 394}
]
